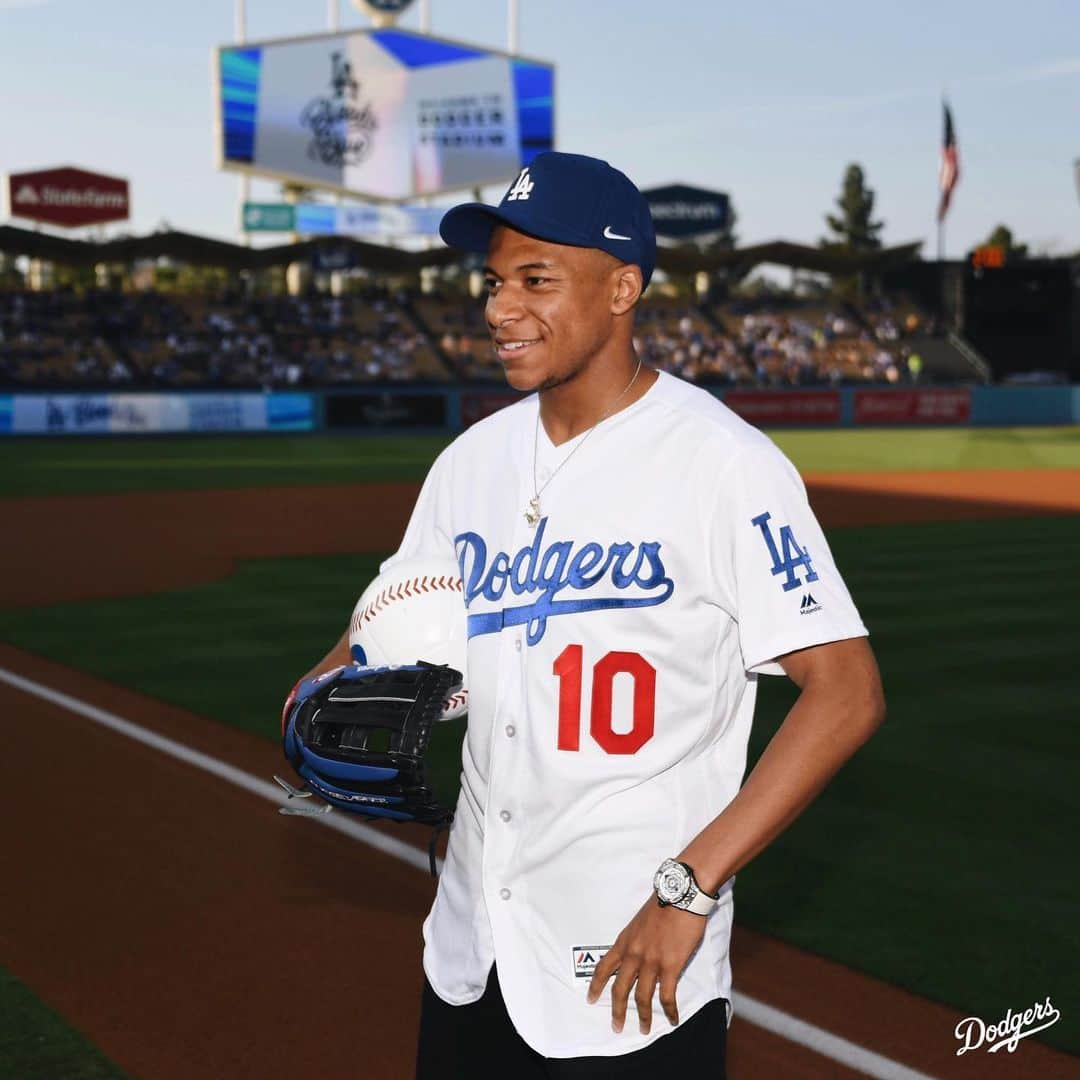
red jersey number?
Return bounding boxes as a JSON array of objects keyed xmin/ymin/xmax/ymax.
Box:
[{"xmin": 553, "ymin": 645, "xmax": 656, "ymax": 755}]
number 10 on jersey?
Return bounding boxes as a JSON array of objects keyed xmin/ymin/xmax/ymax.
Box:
[{"xmin": 552, "ymin": 645, "xmax": 656, "ymax": 755}]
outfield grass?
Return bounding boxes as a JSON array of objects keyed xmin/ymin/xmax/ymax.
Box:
[
  {"xmin": 0, "ymin": 516, "xmax": 1076, "ymax": 1053},
  {"xmin": 0, "ymin": 425, "xmax": 1077, "ymax": 498},
  {"xmin": 0, "ymin": 969, "xmax": 127, "ymax": 1080},
  {"xmin": 0, "ymin": 435, "xmax": 449, "ymax": 497}
]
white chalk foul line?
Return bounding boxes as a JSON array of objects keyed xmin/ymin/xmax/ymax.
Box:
[
  {"xmin": 731, "ymin": 992, "xmax": 937, "ymax": 1080},
  {"xmin": 0, "ymin": 664, "xmax": 937, "ymax": 1080},
  {"xmin": 0, "ymin": 665, "xmax": 434, "ymax": 876}
]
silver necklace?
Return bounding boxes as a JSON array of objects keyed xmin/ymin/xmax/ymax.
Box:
[{"xmin": 525, "ymin": 356, "xmax": 644, "ymax": 528}]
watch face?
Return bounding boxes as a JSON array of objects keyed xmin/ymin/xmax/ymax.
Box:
[{"xmin": 656, "ymin": 862, "xmax": 691, "ymax": 905}]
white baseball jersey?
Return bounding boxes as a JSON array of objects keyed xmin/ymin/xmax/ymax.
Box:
[{"xmin": 379, "ymin": 369, "xmax": 868, "ymax": 1058}]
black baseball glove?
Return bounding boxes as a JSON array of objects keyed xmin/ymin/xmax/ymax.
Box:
[{"xmin": 276, "ymin": 661, "xmax": 463, "ymax": 873}]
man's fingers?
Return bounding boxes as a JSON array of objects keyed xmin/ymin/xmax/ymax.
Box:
[
  {"xmin": 634, "ymin": 967, "xmax": 659, "ymax": 1035},
  {"xmin": 659, "ymin": 972, "xmax": 680, "ymax": 1027},
  {"xmin": 609, "ymin": 960, "xmax": 639, "ymax": 1034},
  {"xmin": 586, "ymin": 947, "xmax": 621, "ymax": 1005}
]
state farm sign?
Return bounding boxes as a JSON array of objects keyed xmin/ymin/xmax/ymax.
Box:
[{"xmin": 7, "ymin": 166, "xmax": 130, "ymax": 227}]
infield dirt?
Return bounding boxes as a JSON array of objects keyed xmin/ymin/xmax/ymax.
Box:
[{"xmin": 3, "ymin": 469, "xmax": 1078, "ymax": 608}]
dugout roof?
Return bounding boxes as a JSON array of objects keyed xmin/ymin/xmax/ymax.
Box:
[{"xmin": 0, "ymin": 224, "xmax": 921, "ymax": 276}]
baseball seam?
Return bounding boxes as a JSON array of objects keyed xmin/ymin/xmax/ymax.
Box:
[
  {"xmin": 351, "ymin": 574, "xmax": 464, "ymax": 634},
  {"xmin": 443, "ymin": 689, "xmax": 468, "ymax": 713}
]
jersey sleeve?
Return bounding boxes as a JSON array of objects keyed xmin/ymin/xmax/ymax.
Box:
[
  {"xmin": 378, "ymin": 446, "xmax": 457, "ymax": 575},
  {"xmin": 715, "ymin": 434, "xmax": 868, "ymax": 676}
]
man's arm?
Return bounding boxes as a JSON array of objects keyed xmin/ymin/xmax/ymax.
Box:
[
  {"xmin": 681, "ymin": 635, "xmax": 885, "ymax": 894},
  {"xmin": 279, "ymin": 627, "xmax": 354, "ymax": 733},
  {"xmin": 587, "ymin": 636, "xmax": 885, "ymax": 1035}
]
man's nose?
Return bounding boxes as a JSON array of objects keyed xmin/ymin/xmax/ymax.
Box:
[{"xmin": 486, "ymin": 288, "xmax": 522, "ymax": 331}]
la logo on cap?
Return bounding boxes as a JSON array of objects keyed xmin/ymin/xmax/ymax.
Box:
[{"xmin": 506, "ymin": 168, "xmax": 534, "ymax": 202}]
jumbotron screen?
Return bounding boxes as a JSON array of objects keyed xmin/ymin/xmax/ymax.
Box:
[{"xmin": 216, "ymin": 28, "xmax": 554, "ymax": 201}]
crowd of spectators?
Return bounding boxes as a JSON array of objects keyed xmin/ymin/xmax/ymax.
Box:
[
  {"xmin": 0, "ymin": 285, "xmax": 441, "ymax": 389},
  {"xmin": 635, "ymin": 297, "xmax": 928, "ymax": 386},
  {"xmin": 0, "ymin": 284, "xmax": 933, "ymax": 390}
]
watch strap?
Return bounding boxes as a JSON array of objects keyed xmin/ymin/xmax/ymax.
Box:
[{"xmin": 685, "ymin": 884, "xmax": 718, "ymax": 916}]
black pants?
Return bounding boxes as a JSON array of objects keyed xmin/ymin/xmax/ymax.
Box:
[{"xmin": 416, "ymin": 966, "xmax": 728, "ymax": 1079}]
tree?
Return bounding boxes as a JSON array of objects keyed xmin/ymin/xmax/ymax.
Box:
[
  {"xmin": 984, "ymin": 224, "xmax": 1028, "ymax": 259},
  {"xmin": 822, "ymin": 163, "xmax": 884, "ymax": 251}
]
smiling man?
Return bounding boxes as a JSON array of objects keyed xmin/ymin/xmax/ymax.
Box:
[{"xmin": 300, "ymin": 151, "xmax": 885, "ymax": 1078}]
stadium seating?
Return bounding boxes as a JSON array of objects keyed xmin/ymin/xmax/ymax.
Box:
[{"xmin": 0, "ymin": 284, "xmax": 958, "ymax": 390}]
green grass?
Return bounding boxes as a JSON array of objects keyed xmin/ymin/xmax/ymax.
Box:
[
  {"xmin": 0, "ymin": 969, "xmax": 127, "ymax": 1080},
  {"xmin": 0, "ymin": 435, "xmax": 449, "ymax": 497},
  {"xmin": 0, "ymin": 518, "xmax": 1077, "ymax": 1054},
  {"xmin": 1, "ymin": 426, "xmax": 1076, "ymax": 498},
  {"xmin": 0, "ymin": 552, "xmax": 468, "ymax": 809},
  {"xmin": 770, "ymin": 424, "xmax": 1080, "ymax": 472}
]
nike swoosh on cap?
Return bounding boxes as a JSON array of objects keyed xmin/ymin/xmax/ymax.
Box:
[{"xmin": 603, "ymin": 226, "xmax": 632, "ymax": 241}]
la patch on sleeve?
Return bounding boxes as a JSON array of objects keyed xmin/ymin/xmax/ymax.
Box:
[{"xmin": 751, "ymin": 511, "xmax": 819, "ymax": 593}]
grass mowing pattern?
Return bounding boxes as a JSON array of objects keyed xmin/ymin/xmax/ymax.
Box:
[
  {"xmin": 0, "ymin": 517, "xmax": 1076, "ymax": 1053},
  {"xmin": 0, "ymin": 969, "xmax": 127, "ymax": 1080},
  {"xmin": 0, "ymin": 552, "xmax": 468, "ymax": 809},
  {"xmin": 0, "ymin": 435, "xmax": 449, "ymax": 497},
  {"xmin": 1, "ymin": 426, "xmax": 1077, "ymax": 498}
]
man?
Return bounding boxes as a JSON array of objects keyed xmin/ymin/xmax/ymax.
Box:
[{"xmin": 299, "ymin": 152, "xmax": 885, "ymax": 1077}]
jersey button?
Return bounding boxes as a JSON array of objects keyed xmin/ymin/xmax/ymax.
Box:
[
  {"xmin": 499, "ymin": 810, "xmax": 512, "ymax": 823},
  {"xmin": 499, "ymin": 887, "xmax": 511, "ymax": 901},
  {"xmin": 505, "ymin": 724, "xmax": 516, "ymax": 738},
  {"xmin": 514, "ymin": 639, "xmax": 522, "ymax": 652}
]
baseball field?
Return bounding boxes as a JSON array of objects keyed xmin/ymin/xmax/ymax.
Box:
[{"xmin": 1, "ymin": 425, "xmax": 1077, "ymax": 1079}]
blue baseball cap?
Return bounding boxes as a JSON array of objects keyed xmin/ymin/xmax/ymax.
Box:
[{"xmin": 439, "ymin": 152, "xmax": 656, "ymax": 287}]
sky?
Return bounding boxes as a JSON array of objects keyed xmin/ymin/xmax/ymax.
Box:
[{"xmin": 2, "ymin": 0, "xmax": 1078, "ymax": 261}]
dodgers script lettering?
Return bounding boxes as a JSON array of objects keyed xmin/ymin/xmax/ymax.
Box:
[{"xmin": 455, "ymin": 517, "xmax": 675, "ymax": 644}]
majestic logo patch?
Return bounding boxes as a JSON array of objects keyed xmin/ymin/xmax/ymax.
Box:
[
  {"xmin": 572, "ymin": 946, "xmax": 612, "ymax": 978},
  {"xmin": 455, "ymin": 518, "xmax": 675, "ymax": 645},
  {"xmin": 751, "ymin": 511, "xmax": 819, "ymax": 593},
  {"xmin": 800, "ymin": 593, "xmax": 822, "ymax": 615}
]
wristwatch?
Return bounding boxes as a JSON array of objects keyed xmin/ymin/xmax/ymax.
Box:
[{"xmin": 653, "ymin": 858, "xmax": 719, "ymax": 916}]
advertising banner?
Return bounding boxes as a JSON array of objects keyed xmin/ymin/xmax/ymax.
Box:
[
  {"xmin": 0, "ymin": 393, "xmax": 314, "ymax": 435},
  {"xmin": 243, "ymin": 202, "xmax": 297, "ymax": 231},
  {"xmin": 460, "ymin": 389, "xmax": 522, "ymax": 427},
  {"xmin": 217, "ymin": 28, "xmax": 554, "ymax": 201},
  {"xmin": 293, "ymin": 201, "xmax": 443, "ymax": 237},
  {"xmin": 853, "ymin": 388, "xmax": 971, "ymax": 425},
  {"xmin": 325, "ymin": 390, "xmax": 446, "ymax": 428},
  {"xmin": 722, "ymin": 389, "xmax": 841, "ymax": 425},
  {"xmin": 643, "ymin": 184, "xmax": 731, "ymax": 239},
  {"xmin": 7, "ymin": 166, "xmax": 130, "ymax": 228}
]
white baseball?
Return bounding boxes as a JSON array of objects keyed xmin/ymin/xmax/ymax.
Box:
[{"xmin": 348, "ymin": 556, "xmax": 469, "ymax": 720}]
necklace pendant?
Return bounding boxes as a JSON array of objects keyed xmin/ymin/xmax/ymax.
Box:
[{"xmin": 524, "ymin": 496, "xmax": 541, "ymax": 528}]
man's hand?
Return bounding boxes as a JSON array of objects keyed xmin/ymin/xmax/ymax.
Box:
[{"xmin": 586, "ymin": 895, "xmax": 706, "ymax": 1034}]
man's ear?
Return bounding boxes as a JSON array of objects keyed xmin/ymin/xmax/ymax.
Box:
[{"xmin": 611, "ymin": 264, "xmax": 644, "ymax": 315}]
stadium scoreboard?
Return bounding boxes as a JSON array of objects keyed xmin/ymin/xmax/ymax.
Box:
[{"xmin": 215, "ymin": 28, "xmax": 554, "ymax": 203}]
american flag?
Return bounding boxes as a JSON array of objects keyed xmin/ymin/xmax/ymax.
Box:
[{"xmin": 937, "ymin": 102, "xmax": 960, "ymax": 222}]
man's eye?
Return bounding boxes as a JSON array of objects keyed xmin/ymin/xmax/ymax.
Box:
[
  {"xmin": 526, "ymin": 276, "xmax": 549, "ymax": 286},
  {"xmin": 483, "ymin": 280, "xmax": 499, "ymax": 293}
]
